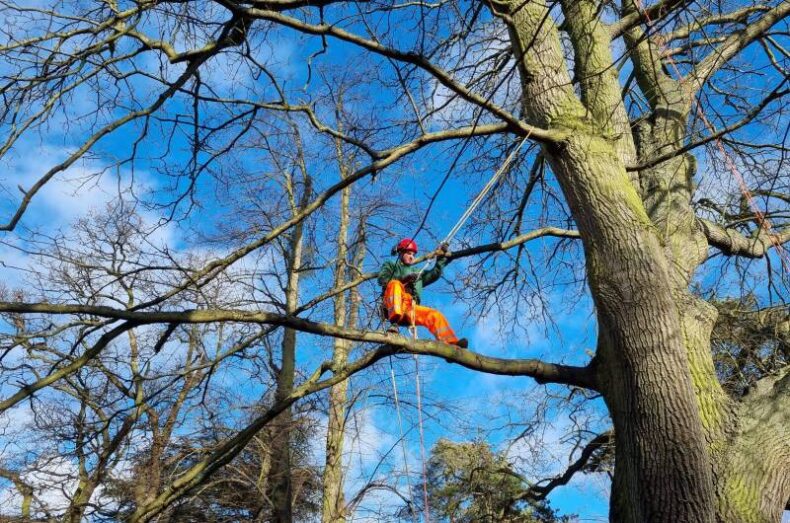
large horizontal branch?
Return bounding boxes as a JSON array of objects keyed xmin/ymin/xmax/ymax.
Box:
[
  {"xmin": 686, "ymin": 0, "xmax": 790, "ymax": 94},
  {"xmin": 241, "ymin": 8, "xmax": 561, "ymax": 143},
  {"xmin": 0, "ymin": 302, "xmax": 596, "ymax": 389},
  {"xmin": 295, "ymin": 226, "xmax": 580, "ymax": 314},
  {"xmin": 698, "ymin": 218, "xmax": 790, "ymax": 259}
]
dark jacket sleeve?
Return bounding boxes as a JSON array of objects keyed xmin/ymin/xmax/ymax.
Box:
[
  {"xmin": 420, "ymin": 257, "xmax": 448, "ymax": 287},
  {"xmin": 377, "ymin": 261, "xmax": 396, "ymax": 287}
]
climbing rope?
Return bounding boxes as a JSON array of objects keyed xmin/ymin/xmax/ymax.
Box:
[
  {"xmin": 404, "ymin": 306, "xmax": 431, "ymax": 523},
  {"xmin": 389, "ymin": 360, "xmax": 419, "ymax": 523},
  {"xmin": 397, "ymin": 134, "xmax": 532, "ymax": 522},
  {"xmin": 412, "ymin": 353, "xmax": 431, "ymax": 523},
  {"xmin": 443, "ymin": 135, "xmax": 530, "ymax": 248},
  {"xmin": 414, "ymin": 134, "xmax": 531, "ymax": 282}
]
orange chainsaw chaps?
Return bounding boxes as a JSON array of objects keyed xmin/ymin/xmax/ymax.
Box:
[{"xmin": 383, "ymin": 280, "xmax": 458, "ymax": 344}]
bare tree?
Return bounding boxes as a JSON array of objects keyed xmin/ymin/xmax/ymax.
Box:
[{"xmin": 0, "ymin": 1, "xmax": 789, "ymax": 522}]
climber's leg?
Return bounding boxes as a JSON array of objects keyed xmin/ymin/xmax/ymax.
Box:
[
  {"xmin": 384, "ymin": 280, "xmax": 421, "ymax": 333},
  {"xmin": 383, "ymin": 280, "xmax": 407, "ymax": 324},
  {"xmin": 413, "ymin": 305, "xmax": 458, "ymax": 344}
]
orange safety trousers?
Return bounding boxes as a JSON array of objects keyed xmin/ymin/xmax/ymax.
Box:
[{"xmin": 383, "ymin": 280, "xmax": 458, "ymax": 344}]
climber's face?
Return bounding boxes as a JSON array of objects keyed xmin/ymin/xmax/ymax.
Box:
[{"xmin": 400, "ymin": 250, "xmax": 416, "ymax": 265}]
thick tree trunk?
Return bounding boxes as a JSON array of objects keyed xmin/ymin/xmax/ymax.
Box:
[
  {"xmin": 546, "ymin": 134, "xmax": 716, "ymax": 523},
  {"xmin": 502, "ymin": 2, "xmax": 789, "ymax": 521}
]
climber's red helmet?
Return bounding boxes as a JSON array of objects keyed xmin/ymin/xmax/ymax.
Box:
[{"xmin": 395, "ymin": 238, "xmax": 418, "ymax": 254}]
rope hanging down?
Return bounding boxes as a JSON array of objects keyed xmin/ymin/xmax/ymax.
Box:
[
  {"xmin": 389, "ymin": 361, "xmax": 418, "ymax": 523},
  {"xmin": 393, "ymin": 134, "xmax": 532, "ymax": 523}
]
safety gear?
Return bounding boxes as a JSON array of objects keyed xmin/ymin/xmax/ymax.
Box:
[
  {"xmin": 396, "ymin": 238, "xmax": 418, "ymax": 254},
  {"xmin": 383, "ymin": 280, "xmax": 459, "ymax": 344},
  {"xmin": 377, "ymin": 259, "xmax": 446, "ymax": 304}
]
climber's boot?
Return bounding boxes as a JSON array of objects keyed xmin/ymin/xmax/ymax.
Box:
[{"xmin": 452, "ymin": 338, "xmax": 468, "ymax": 349}]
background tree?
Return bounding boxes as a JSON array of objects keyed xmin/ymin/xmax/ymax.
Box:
[{"xmin": 427, "ymin": 438, "xmax": 568, "ymax": 523}]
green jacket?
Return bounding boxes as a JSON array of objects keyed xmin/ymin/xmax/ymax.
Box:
[{"xmin": 377, "ymin": 257, "xmax": 448, "ymax": 304}]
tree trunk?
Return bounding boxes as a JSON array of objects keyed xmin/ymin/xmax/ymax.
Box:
[
  {"xmin": 266, "ymin": 153, "xmax": 312, "ymax": 523},
  {"xmin": 322, "ymin": 179, "xmax": 351, "ymax": 522},
  {"xmin": 322, "ymin": 125, "xmax": 368, "ymax": 522},
  {"xmin": 267, "ymin": 258, "xmax": 300, "ymax": 523},
  {"xmin": 502, "ymin": 1, "xmax": 790, "ymax": 521},
  {"xmin": 547, "ymin": 133, "xmax": 716, "ymax": 523},
  {"xmin": 322, "ymin": 227, "xmax": 366, "ymax": 522}
]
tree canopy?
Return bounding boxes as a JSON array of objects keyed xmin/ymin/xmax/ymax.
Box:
[{"xmin": 0, "ymin": 0, "xmax": 788, "ymax": 522}]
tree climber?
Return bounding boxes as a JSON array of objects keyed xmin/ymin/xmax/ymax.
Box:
[{"xmin": 378, "ymin": 238, "xmax": 469, "ymax": 349}]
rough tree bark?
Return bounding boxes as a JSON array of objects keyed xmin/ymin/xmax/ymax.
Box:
[{"xmin": 502, "ymin": 1, "xmax": 789, "ymax": 521}]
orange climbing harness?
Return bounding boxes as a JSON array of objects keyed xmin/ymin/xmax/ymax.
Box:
[{"xmin": 383, "ymin": 280, "xmax": 459, "ymax": 344}]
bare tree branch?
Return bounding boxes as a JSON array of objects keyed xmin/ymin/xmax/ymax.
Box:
[
  {"xmin": 516, "ymin": 431, "xmax": 613, "ymax": 502},
  {"xmin": 610, "ymin": 0, "xmax": 692, "ymax": 40},
  {"xmin": 698, "ymin": 219, "xmax": 790, "ymax": 259},
  {"xmin": 240, "ymin": 8, "xmax": 560, "ymax": 142},
  {"xmin": 686, "ymin": 1, "xmax": 790, "ymax": 94}
]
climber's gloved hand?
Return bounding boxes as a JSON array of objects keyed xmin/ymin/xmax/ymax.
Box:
[{"xmin": 435, "ymin": 242, "xmax": 451, "ymax": 258}]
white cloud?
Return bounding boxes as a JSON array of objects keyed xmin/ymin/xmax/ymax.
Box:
[
  {"xmin": 0, "ymin": 455, "xmax": 76, "ymax": 517},
  {"xmin": 0, "ymin": 404, "xmax": 34, "ymax": 458},
  {"xmin": 0, "ymin": 144, "xmax": 162, "ymax": 229}
]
